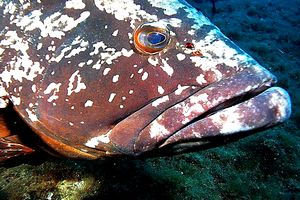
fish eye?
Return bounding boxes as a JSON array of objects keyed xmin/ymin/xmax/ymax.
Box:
[{"xmin": 133, "ymin": 22, "xmax": 170, "ymax": 55}]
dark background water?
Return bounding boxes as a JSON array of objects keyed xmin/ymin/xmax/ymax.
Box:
[{"xmin": 0, "ymin": 0, "xmax": 299, "ymax": 199}]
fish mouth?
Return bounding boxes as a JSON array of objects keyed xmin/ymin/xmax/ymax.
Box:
[
  {"xmin": 141, "ymin": 86, "xmax": 291, "ymax": 157},
  {"xmin": 108, "ymin": 65, "xmax": 291, "ymax": 157}
]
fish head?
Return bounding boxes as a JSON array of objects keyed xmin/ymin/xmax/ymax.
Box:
[{"xmin": 0, "ymin": 0, "xmax": 291, "ymax": 158}]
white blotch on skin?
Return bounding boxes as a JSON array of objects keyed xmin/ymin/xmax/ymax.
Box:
[
  {"xmin": 148, "ymin": 57, "xmax": 159, "ymax": 66},
  {"xmin": 103, "ymin": 68, "xmax": 111, "ymax": 75},
  {"xmin": 78, "ymin": 62, "xmax": 85, "ymax": 67},
  {"xmin": 11, "ymin": 96, "xmax": 21, "ymax": 105},
  {"xmin": 44, "ymin": 82, "xmax": 62, "ymax": 102},
  {"xmin": 94, "ymin": 0, "xmax": 157, "ymax": 29},
  {"xmin": 108, "ymin": 93, "xmax": 116, "ymax": 102},
  {"xmin": 44, "ymin": 11, "xmax": 91, "ymax": 39},
  {"xmin": 67, "ymin": 70, "xmax": 86, "ymax": 96},
  {"xmin": 268, "ymin": 88, "xmax": 292, "ymax": 121},
  {"xmin": 84, "ymin": 100, "xmax": 93, "ymax": 107},
  {"xmin": 129, "ymin": 90, "xmax": 134, "ymax": 94},
  {"xmin": 31, "ymin": 84, "xmax": 37, "ymax": 93},
  {"xmin": 0, "ymin": 87, "xmax": 7, "ymax": 98},
  {"xmin": 92, "ymin": 61, "xmax": 102, "ymax": 69},
  {"xmin": 85, "ymin": 130, "xmax": 112, "ymax": 147},
  {"xmin": 48, "ymin": 45, "xmax": 56, "ymax": 51},
  {"xmin": 11, "ymin": 10, "xmax": 42, "ymax": 32},
  {"xmin": 65, "ymin": 0, "xmax": 86, "ymax": 9},
  {"xmin": 138, "ymin": 68, "xmax": 143, "ymax": 74},
  {"xmin": 160, "ymin": 59, "xmax": 174, "ymax": 76},
  {"xmin": 112, "ymin": 75, "xmax": 119, "ymax": 83},
  {"xmin": 196, "ymin": 74, "xmax": 207, "ymax": 84},
  {"xmin": 0, "ymin": 98, "xmax": 9, "ymax": 108},
  {"xmin": 51, "ymin": 46, "xmax": 72, "ymax": 63},
  {"xmin": 0, "ymin": 31, "xmax": 45, "ymax": 86},
  {"xmin": 37, "ymin": 43, "xmax": 43, "ymax": 50},
  {"xmin": 112, "ymin": 30, "xmax": 119, "ymax": 36},
  {"xmin": 152, "ymin": 95, "xmax": 169, "ymax": 107},
  {"xmin": 149, "ymin": 120, "xmax": 170, "ymax": 139},
  {"xmin": 211, "ymin": 110, "xmax": 250, "ymax": 134},
  {"xmin": 177, "ymin": 93, "xmax": 209, "ymax": 123},
  {"xmin": 158, "ymin": 86, "xmax": 165, "ymax": 94},
  {"xmin": 90, "ymin": 41, "xmax": 106, "ymax": 56},
  {"xmin": 121, "ymin": 48, "xmax": 134, "ymax": 57},
  {"xmin": 86, "ymin": 59, "xmax": 93, "ymax": 65},
  {"xmin": 190, "ymin": 93, "xmax": 209, "ymax": 104},
  {"xmin": 149, "ymin": 0, "xmax": 185, "ymax": 16},
  {"xmin": 3, "ymin": 2, "xmax": 17, "ymax": 15},
  {"xmin": 175, "ymin": 85, "xmax": 190, "ymax": 95},
  {"xmin": 13, "ymin": 10, "xmax": 91, "ymax": 39},
  {"xmin": 89, "ymin": 42, "xmax": 134, "ymax": 69},
  {"xmin": 162, "ymin": 18, "xmax": 182, "ymax": 27},
  {"xmin": 142, "ymin": 72, "xmax": 148, "ymax": 81},
  {"xmin": 176, "ymin": 53, "xmax": 186, "ymax": 61},
  {"xmin": 188, "ymin": 30, "xmax": 195, "ymax": 35},
  {"xmin": 189, "ymin": 29, "xmax": 248, "ymax": 73},
  {"xmin": 25, "ymin": 108, "xmax": 38, "ymax": 122},
  {"xmin": 182, "ymin": 103, "xmax": 204, "ymax": 118}
]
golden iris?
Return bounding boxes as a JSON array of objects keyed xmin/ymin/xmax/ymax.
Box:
[{"xmin": 133, "ymin": 22, "xmax": 170, "ymax": 55}]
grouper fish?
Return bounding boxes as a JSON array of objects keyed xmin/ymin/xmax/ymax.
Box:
[{"xmin": 0, "ymin": 0, "xmax": 292, "ymax": 160}]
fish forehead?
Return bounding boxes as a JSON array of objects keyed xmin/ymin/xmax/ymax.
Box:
[{"xmin": 0, "ymin": 0, "xmax": 258, "ymax": 147}]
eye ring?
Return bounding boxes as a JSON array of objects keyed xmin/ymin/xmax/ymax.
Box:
[{"xmin": 133, "ymin": 22, "xmax": 171, "ymax": 55}]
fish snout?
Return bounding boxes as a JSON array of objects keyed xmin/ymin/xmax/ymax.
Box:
[
  {"xmin": 157, "ymin": 86, "xmax": 291, "ymax": 154},
  {"xmin": 97, "ymin": 65, "xmax": 291, "ymax": 157}
]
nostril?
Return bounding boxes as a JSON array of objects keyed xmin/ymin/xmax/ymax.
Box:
[{"xmin": 185, "ymin": 42, "xmax": 195, "ymax": 49}]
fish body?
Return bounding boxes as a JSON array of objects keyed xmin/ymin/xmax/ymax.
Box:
[{"xmin": 0, "ymin": 0, "xmax": 291, "ymax": 159}]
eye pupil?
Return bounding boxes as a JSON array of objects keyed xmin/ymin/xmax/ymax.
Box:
[
  {"xmin": 147, "ymin": 32, "xmax": 166, "ymax": 45},
  {"xmin": 133, "ymin": 22, "xmax": 170, "ymax": 55}
]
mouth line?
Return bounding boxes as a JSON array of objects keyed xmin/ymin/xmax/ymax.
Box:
[
  {"xmin": 107, "ymin": 66, "xmax": 283, "ymax": 157},
  {"xmin": 176, "ymin": 87, "xmax": 266, "ymax": 132},
  {"xmin": 154, "ymin": 89, "xmax": 266, "ymax": 151},
  {"xmin": 137, "ymin": 86, "xmax": 268, "ymax": 155},
  {"xmin": 155, "ymin": 85, "xmax": 292, "ymax": 155},
  {"xmin": 132, "ymin": 67, "xmax": 277, "ymax": 155}
]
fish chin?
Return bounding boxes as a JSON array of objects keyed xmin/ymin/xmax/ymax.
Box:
[{"xmin": 107, "ymin": 66, "xmax": 291, "ymax": 157}]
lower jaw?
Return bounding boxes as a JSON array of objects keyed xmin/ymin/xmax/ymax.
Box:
[{"xmin": 157, "ymin": 87, "xmax": 291, "ymax": 154}]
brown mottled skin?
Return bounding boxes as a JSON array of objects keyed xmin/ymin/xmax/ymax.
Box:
[{"xmin": 0, "ymin": 0, "xmax": 291, "ymax": 161}]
